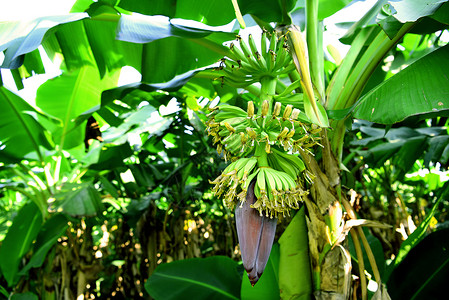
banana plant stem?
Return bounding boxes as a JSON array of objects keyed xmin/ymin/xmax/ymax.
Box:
[
  {"xmin": 306, "ymin": 0, "xmax": 325, "ymax": 103},
  {"xmin": 341, "ymin": 196, "xmax": 382, "ymax": 284},
  {"xmin": 350, "ymin": 229, "xmax": 367, "ymax": 300}
]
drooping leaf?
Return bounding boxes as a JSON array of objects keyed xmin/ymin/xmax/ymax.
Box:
[
  {"xmin": 241, "ymin": 243, "xmax": 280, "ymax": 300},
  {"xmin": 387, "ymin": 227, "xmax": 449, "ymax": 300},
  {"xmin": 52, "ymin": 182, "xmax": 105, "ymax": 217},
  {"xmin": 0, "ymin": 202, "xmax": 43, "ymax": 286},
  {"xmin": 101, "ymin": 69, "xmax": 201, "ymax": 107},
  {"xmin": 0, "ymin": 14, "xmax": 87, "ymax": 68},
  {"xmin": 424, "ymin": 135, "xmax": 449, "ymax": 166},
  {"xmin": 18, "ymin": 214, "xmax": 68, "ymax": 275},
  {"xmin": 389, "ymin": 0, "xmax": 448, "ymax": 23},
  {"xmin": 0, "ymin": 87, "xmax": 53, "ymax": 163},
  {"xmin": 116, "ymin": 14, "xmax": 233, "ymax": 43},
  {"xmin": 278, "ymin": 207, "xmax": 312, "ymax": 300},
  {"xmin": 145, "ymin": 256, "xmax": 241, "ymax": 300},
  {"xmin": 21, "ymin": 49, "xmax": 46, "ymax": 77},
  {"xmin": 115, "ymin": 14, "xmax": 234, "ymax": 83},
  {"xmin": 353, "ymin": 44, "xmax": 449, "ymax": 125}
]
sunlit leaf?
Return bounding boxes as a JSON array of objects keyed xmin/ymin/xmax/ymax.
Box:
[
  {"xmin": 36, "ymin": 66, "xmax": 119, "ymax": 149},
  {"xmin": 53, "ymin": 182, "xmax": 105, "ymax": 217},
  {"xmin": 0, "ymin": 14, "xmax": 87, "ymax": 68},
  {"xmin": 354, "ymin": 45, "xmax": 449, "ymax": 124},
  {"xmin": 0, "ymin": 87, "xmax": 53, "ymax": 163},
  {"xmin": 389, "ymin": 0, "xmax": 448, "ymax": 23}
]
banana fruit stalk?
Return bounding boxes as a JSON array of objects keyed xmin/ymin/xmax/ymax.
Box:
[{"xmin": 235, "ymin": 180, "xmax": 277, "ymax": 286}]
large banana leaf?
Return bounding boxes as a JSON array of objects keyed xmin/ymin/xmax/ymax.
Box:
[
  {"xmin": 118, "ymin": 0, "xmax": 296, "ymax": 25},
  {"xmin": 240, "ymin": 243, "xmax": 280, "ymax": 299},
  {"xmin": 0, "ymin": 14, "xmax": 87, "ymax": 69},
  {"xmin": 35, "ymin": 65, "xmax": 118, "ymax": 149},
  {"xmin": 52, "ymin": 182, "xmax": 105, "ymax": 217},
  {"xmin": 0, "ymin": 87, "xmax": 53, "ymax": 163},
  {"xmin": 145, "ymin": 256, "xmax": 241, "ymax": 300},
  {"xmin": 389, "ymin": 0, "xmax": 447, "ymax": 23},
  {"xmin": 278, "ymin": 207, "xmax": 312, "ymax": 300},
  {"xmin": 353, "ymin": 44, "xmax": 449, "ymax": 124},
  {"xmin": 0, "ymin": 202, "xmax": 43, "ymax": 286},
  {"xmin": 115, "ymin": 14, "xmax": 234, "ymax": 83},
  {"xmin": 18, "ymin": 214, "xmax": 68, "ymax": 275}
]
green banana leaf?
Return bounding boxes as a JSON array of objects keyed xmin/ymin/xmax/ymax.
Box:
[
  {"xmin": 0, "ymin": 87, "xmax": 53, "ymax": 163},
  {"xmin": 35, "ymin": 65, "xmax": 119, "ymax": 150},
  {"xmin": 278, "ymin": 207, "xmax": 312, "ymax": 300},
  {"xmin": 353, "ymin": 44, "xmax": 449, "ymax": 124},
  {"xmin": 240, "ymin": 243, "xmax": 280, "ymax": 299},
  {"xmin": 389, "ymin": 0, "xmax": 447, "ymax": 23},
  {"xmin": 145, "ymin": 256, "xmax": 241, "ymax": 300},
  {"xmin": 0, "ymin": 14, "xmax": 87, "ymax": 69},
  {"xmin": 0, "ymin": 202, "xmax": 43, "ymax": 286},
  {"xmin": 18, "ymin": 214, "xmax": 69, "ymax": 275},
  {"xmin": 117, "ymin": 0, "xmax": 296, "ymax": 25},
  {"xmin": 52, "ymin": 182, "xmax": 105, "ymax": 217},
  {"xmin": 115, "ymin": 13, "xmax": 234, "ymax": 83}
]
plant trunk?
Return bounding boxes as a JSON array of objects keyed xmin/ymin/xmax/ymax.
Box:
[{"xmin": 302, "ymin": 132, "xmax": 352, "ymax": 299}]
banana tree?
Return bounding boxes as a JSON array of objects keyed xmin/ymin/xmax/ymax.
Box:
[{"xmin": 1, "ymin": 0, "xmax": 449, "ymax": 299}]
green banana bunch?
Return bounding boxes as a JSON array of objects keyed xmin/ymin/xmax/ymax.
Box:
[
  {"xmin": 206, "ymin": 100, "xmax": 322, "ymax": 161},
  {"xmin": 219, "ymin": 32, "xmax": 293, "ymax": 87}
]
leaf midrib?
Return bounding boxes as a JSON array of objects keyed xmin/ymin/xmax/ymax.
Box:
[
  {"xmin": 60, "ymin": 66, "xmax": 95, "ymax": 150},
  {"xmin": 152, "ymin": 273, "xmax": 239, "ymax": 300},
  {"xmin": 0, "ymin": 87, "xmax": 43, "ymax": 162}
]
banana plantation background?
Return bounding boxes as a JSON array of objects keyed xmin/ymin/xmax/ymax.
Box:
[{"xmin": 1, "ymin": 0, "xmax": 449, "ymax": 299}]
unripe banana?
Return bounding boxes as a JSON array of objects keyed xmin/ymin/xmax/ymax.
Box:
[
  {"xmin": 261, "ymin": 29, "xmax": 268, "ymax": 57},
  {"xmin": 247, "ymin": 101, "xmax": 255, "ymax": 118},
  {"xmin": 246, "ymin": 127, "xmax": 257, "ymax": 139},
  {"xmin": 278, "ymin": 127, "xmax": 289, "ymax": 139},
  {"xmin": 261, "ymin": 100, "xmax": 269, "ymax": 117},
  {"xmin": 224, "ymin": 122, "xmax": 236, "ymax": 133},
  {"xmin": 283, "ymin": 105, "xmax": 293, "ymax": 120},
  {"xmin": 229, "ymin": 42, "xmax": 251, "ymax": 65},
  {"xmin": 272, "ymin": 102, "xmax": 282, "ymax": 118}
]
